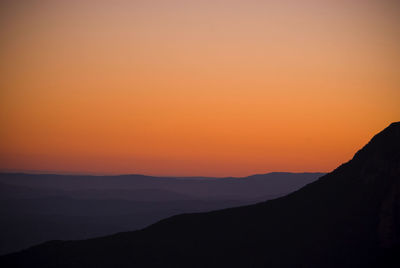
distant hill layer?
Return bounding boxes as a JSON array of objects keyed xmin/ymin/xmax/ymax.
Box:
[{"xmin": 0, "ymin": 172, "xmax": 324, "ymax": 200}]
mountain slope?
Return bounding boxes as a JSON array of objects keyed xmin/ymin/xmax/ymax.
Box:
[{"xmin": 1, "ymin": 122, "xmax": 399, "ymax": 268}]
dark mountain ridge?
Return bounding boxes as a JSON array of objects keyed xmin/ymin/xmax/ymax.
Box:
[{"xmin": 1, "ymin": 122, "xmax": 399, "ymax": 267}]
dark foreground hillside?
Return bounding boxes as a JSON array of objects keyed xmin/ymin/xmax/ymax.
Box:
[{"xmin": 1, "ymin": 122, "xmax": 399, "ymax": 268}]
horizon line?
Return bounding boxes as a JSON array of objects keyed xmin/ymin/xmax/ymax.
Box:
[{"xmin": 0, "ymin": 169, "xmax": 327, "ymax": 179}]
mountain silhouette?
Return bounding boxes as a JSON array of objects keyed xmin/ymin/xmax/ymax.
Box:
[{"xmin": 1, "ymin": 122, "xmax": 399, "ymax": 268}]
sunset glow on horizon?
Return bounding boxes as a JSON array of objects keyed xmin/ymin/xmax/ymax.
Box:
[{"xmin": 1, "ymin": 1, "xmax": 399, "ymax": 176}]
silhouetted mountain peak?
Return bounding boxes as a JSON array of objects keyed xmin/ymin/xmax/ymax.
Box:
[
  {"xmin": 330, "ymin": 122, "xmax": 400, "ymax": 183},
  {"xmin": 338, "ymin": 122, "xmax": 400, "ymax": 249},
  {"xmin": 352, "ymin": 121, "xmax": 400, "ymax": 162}
]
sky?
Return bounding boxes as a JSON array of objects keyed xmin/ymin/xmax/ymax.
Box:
[{"xmin": 0, "ymin": 0, "xmax": 399, "ymax": 177}]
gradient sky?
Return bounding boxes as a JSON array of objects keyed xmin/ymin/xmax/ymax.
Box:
[{"xmin": 0, "ymin": 0, "xmax": 399, "ymax": 176}]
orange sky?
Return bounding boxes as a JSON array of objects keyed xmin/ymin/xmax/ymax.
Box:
[{"xmin": 0, "ymin": 0, "xmax": 399, "ymax": 176}]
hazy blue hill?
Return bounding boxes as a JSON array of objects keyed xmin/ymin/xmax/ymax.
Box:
[
  {"xmin": 0, "ymin": 172, "xmax": 324, "ymax": 200},
  {"xmin": 0, "ymin": 196, "xmax": 249, "ymax": 255},
  {"xmin": 0, "ymin": 183, "xmax": 64, "ymax": 199}
]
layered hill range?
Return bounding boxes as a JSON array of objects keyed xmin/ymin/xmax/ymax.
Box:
[
  {"xmin": 0, "ymin": 172, "xmax": 323, "ymax": 255},
  {"xmin": 1, "ymin": 122, "xmax": 400, "ymax": 268}
]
